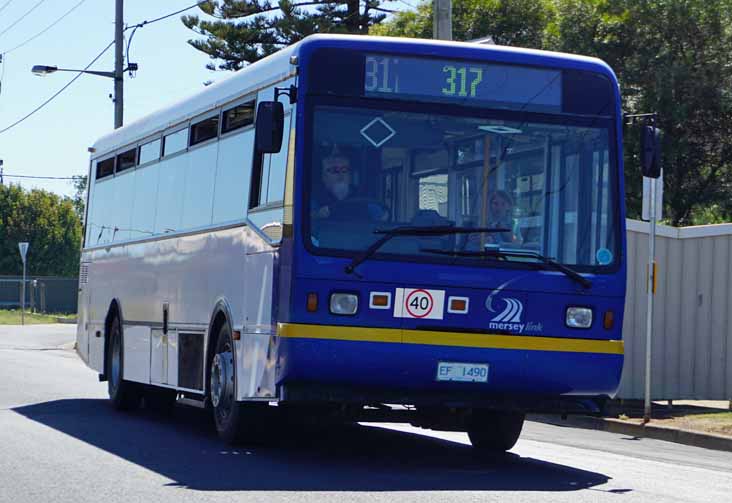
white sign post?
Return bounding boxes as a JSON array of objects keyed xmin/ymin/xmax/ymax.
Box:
[
  {"xmin": 18, "ymin": 242, "xmax": 28, "ymax": 326},
  {"xmin": 644, "ymin": 178, "xmax": 657, "ymax": 423}
]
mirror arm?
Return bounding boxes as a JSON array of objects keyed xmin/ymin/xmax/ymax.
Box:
[
  {"xmin": 625, "ymin": 111, "xmax": 657, "ymax": 126},
  {"xmin": 275, "ymin": 85, "xmax": 297, "ymax": 105}
]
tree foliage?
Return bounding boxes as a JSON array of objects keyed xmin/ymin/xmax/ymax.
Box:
[
  {"xmin": 70, "ymin": 175, "xmax": 87, "ymax": 222},
  {"xmin": 0, "ymin": 184, "xmax": 81, "ymax": 277},
  {"xmin": 371, "ymin": 0, "xmax": 554, "ymax": 47},
  {"xmin": 182, "ymin": 1, "xmax": 389, "ymax": 70}
]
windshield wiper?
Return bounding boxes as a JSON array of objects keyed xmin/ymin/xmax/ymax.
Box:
[
  {"xmin": 422, "ymin": 247, "xmax": 592, "ymax": 289},
  {"xmin": 343, "ymin": 226, "xmax": 510, "ymax": 277}
]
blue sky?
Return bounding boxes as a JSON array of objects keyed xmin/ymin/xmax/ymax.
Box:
[
  {"xmin": 0, "ymin": 1, "xmax": 413, "ymax": 199},
  {"xmin": 0, "ymin": 1, "xmax": 223, "ymax": 197}
]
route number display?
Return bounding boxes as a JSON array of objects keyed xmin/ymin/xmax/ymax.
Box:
[{"xmin": 363, "ymin": 54, "xmax": 561, "ymax": 112}]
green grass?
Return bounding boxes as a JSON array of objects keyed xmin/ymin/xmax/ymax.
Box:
[
  {"xmin": 0, "ymin": 310, "xmax": 75, "ymax": 325},
  {"xmin": 654, "ymin": 411, "xmax": 732, "ymax": 437}
]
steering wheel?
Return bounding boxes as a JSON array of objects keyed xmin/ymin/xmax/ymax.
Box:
[{"xmin": 326, "ymin": 197, "xmax": 387, "ymax": 222}]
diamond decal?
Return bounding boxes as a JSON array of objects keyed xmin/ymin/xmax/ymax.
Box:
[{"xmin": 360, "ymin": 118, "xmax": 396, "ymax": 148}]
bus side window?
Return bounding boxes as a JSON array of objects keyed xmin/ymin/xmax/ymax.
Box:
[{"xmin": 250, "ymin": 112, "xmax": 292, "ymax": 208}]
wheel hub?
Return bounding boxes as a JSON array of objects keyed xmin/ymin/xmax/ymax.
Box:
[{"xmin": 210, "ymin": 351, "xmax": 233, "ymax": 410}]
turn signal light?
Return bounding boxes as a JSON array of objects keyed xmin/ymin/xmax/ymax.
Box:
[
  {"xmin": 371, "ymin": 294, "xmax": 389, "ymax": 307},
  {"xmin": 306, "ymin": 292, "xmax": 318, "ymax": 312},
  {"xmin": 450, "ymin": 298, "xmax": 467, "ymax": 312},
  {"xmin": 372, "ymin": 295, "xmax": 389, "ymax": 307},
  {"xmin": 604, "ymin": 311, "xmax": 614, "ymax": 330}
]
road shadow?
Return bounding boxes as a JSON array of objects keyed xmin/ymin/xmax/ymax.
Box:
[{"xmin": 13, "ymin": 399, "xmax": 612, "ymax": 492}]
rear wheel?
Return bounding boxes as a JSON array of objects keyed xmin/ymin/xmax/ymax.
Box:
[
  {"xmin": 107, "ymin": 315, "xmax": 142, "ymax": 410},
  {"xmin": 467, "ymin": 410, "xmax": 525, "ymax": 453},
  {"xmin": 210, "ymin": 322, "xmax": 266, "ymax": 444}
]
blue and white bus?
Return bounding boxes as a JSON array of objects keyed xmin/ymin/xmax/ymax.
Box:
[{"xmin": 77, "ymin": 35, "xmax": 627, "ymax": 452}]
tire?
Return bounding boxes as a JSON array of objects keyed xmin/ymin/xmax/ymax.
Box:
[
  {"xmin": 107, "ymin": 315, "xmax": 142, "ymax": 411},
  {"xmin": 209, "ymin": 321, "xmax": 265, "ymax": 444},
  {"xmin": 467, "ymin": 409, "xmax": 525, "ymax": 453}
]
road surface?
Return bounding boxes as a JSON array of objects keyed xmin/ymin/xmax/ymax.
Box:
[{"xmin": 1, "ymin": 324, "xmax": 730, "ymax": 503}]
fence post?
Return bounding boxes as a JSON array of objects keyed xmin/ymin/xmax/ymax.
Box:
[
  {"xmin": 40, "ymin": 282, "xmax": 47, "ymax": 313},
  {"xmin": 30, "ymin": 280, "xmax": 36, "ymax": 313}
]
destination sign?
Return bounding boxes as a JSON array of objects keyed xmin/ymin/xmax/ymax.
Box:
[{"xmin": 364, "ymin": 54, "xmax": 562, "ymax": 112}]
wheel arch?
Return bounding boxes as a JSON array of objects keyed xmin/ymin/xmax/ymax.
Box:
[{"xmin": 206, "ymin": 298, "xmax": 235, "ymax": 398}]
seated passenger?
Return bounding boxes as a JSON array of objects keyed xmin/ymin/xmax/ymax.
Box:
[
  {"xmin": 486, "ymin": 190, "xmax": 521, "ymax": 245},
  {"xmin": 465, "ymin": 190, "xmax": 521, "ymax": 250}
]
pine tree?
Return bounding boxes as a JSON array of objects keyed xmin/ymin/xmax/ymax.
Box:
[{"xmin": 183, "ymin": 1, "xmax": 392, "ymax": 70}]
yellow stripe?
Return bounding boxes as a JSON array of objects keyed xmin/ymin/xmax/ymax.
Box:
[{"xmin": 277, "ymin": 323, "xmax": 624, "ymax": 355}]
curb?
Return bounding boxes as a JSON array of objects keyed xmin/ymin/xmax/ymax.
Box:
[{"xmin": 529, "ymin": 414, "xmax": 732, "ymax": 453}]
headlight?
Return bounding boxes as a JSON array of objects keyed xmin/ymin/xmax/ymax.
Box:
[
  {"xmin": 566, "ymin": 307, "xmax": 592, "ymax": 328},
  {"xmin": 330, "ymin": 293, "xmax": 358, "ymax": 315}
]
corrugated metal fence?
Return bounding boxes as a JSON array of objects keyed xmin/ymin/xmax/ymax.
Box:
[
  {"xmin": 0, "ymin": 276, "xmax": 78, "ymax": 314},
  {"xmin": 620, "ymin": 219, "xmax": 732, "ymax": 400}
]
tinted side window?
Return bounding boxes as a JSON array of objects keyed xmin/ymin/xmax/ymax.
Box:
[
  {"xmin": 116, "ymin": 148, "xmax": 136, "ymax": 173},
  {"xmin": 222, "ymin": 102, "xmax": 255, "ymax": 133},
  {"xmin": 163, "ymin": 129, "xmax": 188, "ymax": 156},
  {"xmin": 96, "ymin": 158, "xmax": 114, "ymax": 180},
  {"xmin": 190, "ymin": 116, "xmax": 219, "ymax": 146}
]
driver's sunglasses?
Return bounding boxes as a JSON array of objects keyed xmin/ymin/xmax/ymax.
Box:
[{"xmin": 325, "ymin": 164, "xmax": 350, "ymax": 174}]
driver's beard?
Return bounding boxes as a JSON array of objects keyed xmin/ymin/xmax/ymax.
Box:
[{"xmin": 331, "ymin": 182, "xmax": 350, "ymax": 200}]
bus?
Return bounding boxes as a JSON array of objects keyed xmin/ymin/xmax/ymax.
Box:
[{"xmin": 77, "ymin": 34, "xmax": 628, "ymax": 452}]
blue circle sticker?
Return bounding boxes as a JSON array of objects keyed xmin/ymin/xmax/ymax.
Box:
[{"xmin": 596, "ymin": 248, "xmax": 613, "ymax": 265}]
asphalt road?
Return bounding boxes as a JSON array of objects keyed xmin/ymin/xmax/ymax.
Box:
[{"xmin": 1, "ymin": 324, "xmax": 731, "ymax": 503}]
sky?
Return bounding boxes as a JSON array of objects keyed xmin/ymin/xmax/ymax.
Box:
[
  {"xmin": 0, "ymin": 1, "xmax": 413, "ymax": 199},
  {"xmin": 0, "ymin": 1, "xmax": 226, "ymax": 198}
]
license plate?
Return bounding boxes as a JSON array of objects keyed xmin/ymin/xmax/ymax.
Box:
[{"xmin": 436, "ymin": 362, "xmax": 489, "ymax": 383}]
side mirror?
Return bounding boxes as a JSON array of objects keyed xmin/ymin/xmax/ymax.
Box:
[
  {"xmin": 255, "ymin": 101, "xmax": 284, "ymax": 153},
  {"xmin": 641, "ymin": 125, "xmax": 662, "ymax": 178}
]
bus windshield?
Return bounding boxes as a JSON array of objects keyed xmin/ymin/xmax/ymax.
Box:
[{"xmin": 306, "ymin": 103, "xmax": 618, "ymax": 269}]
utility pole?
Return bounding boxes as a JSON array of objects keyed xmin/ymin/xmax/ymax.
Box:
[
  {"xmin": 114, "ymin": 0, "xmax": 124, "ymax": 129},
  {"xmin": 433, "ymin": 0, "xmax": 452, "ymax": 41}
]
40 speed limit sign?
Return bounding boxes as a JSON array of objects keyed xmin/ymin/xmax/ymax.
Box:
[{"xmin": 393, "ymin": 288, "xmax": 445, "ymax": 320}]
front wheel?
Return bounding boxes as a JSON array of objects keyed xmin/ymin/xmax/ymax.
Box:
[
  {"xmin": 209, "ymin": 322, "xmax": 266, "ymax": 444},
  {"xmin": 467, "ymin": 410, "xmax": 525, "ymax": 453},
  {"xmin": 107, "ymin": 315, "xmax": 142, "ymax": 410}
]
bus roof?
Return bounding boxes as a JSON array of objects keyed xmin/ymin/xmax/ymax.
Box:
[
  {"xmin": 91, "ymin": 34, "xmax": 617, "ymax": 158},
  {"xmin": 91, "ymin": 42, "xmax": 300, "ymax": 157}
]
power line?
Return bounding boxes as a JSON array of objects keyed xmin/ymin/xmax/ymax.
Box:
[
  {"xmin": 2, "ymin": 173, "xmax": 77, "ymax": 180},
  {"xmin": 1, "ymin": 0, "xmax": 89, "ymax": 55},
  {"xmin": 0, "ymin": 2, "xmax": 210, "ymax": 137},
  {"xmin": 0, "ymin": 0, "xmax": 14, "ymax": 16},
  {"xmin": 125, "ymin": 2, "xmax": 210, "ymax": 77},
  {"xmin": 126, "ymin": 1, "xmax": 210, "ymax": 29},
  {"xmin": 0, "ymin": 40, "xmax": 115, "ymax": 136},
  {"xmin": 0, "ymin": 0, "xmax": 49, "ymax": 42}
]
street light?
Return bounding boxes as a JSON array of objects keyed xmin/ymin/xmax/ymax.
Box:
[
  {"xmin": 30, "ymin": 62, "xmax": 137, "ymax": 129},
  {"xmin": 31, "ymin": 65, "xmax": 122, "ymax": 79}
]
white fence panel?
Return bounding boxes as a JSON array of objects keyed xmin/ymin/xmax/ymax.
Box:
[{"xmin": 620, "ymin": 219, "xmax": 732, "ymax": 399}]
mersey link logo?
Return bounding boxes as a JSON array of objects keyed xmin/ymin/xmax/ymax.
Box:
[
  {"xmin": 485, "ymin": 278, "xmax": 541, "ymax": 334},
  {"xmin": 490, "ymin": 298, "xmax": 524, "ymax": 324}
]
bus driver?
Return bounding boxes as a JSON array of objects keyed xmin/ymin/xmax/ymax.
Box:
[{"xmin": 312, "ymin": 146, "xmax": 387, "ymax": 222}]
